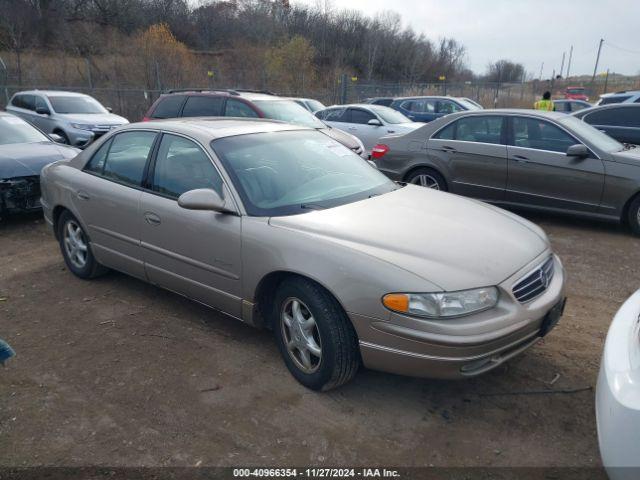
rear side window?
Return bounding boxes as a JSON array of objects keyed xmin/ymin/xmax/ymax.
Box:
[
  {"xmin": 512, "ymin": 117, "xmax": 576, "ymax": 153},
  {"xmin": 101, "ymin": 131, "xmax": 157, "ymax": 187},
  {"xmin": 151, "ymin": 96, "xmax": 185, "ymax": 119},
  {"xmin": 85, "ymin": 139, "xmax": 112, "ymax": 174},
  {"xmin": 12, "ymin": 94, "xmax": 35, "ymax": 110},
  {"xmin": 349, "ymin": 109, "xmax": 375, "ymax": 124},
  {"xmin": 451, "ymin": 116, "xmax": 503, "ymax": 144},
  {"xmin": 437, "ymin": 100, "xmax": 463, "ymax": 114},
  {"xmin": 600, "ymin": 95, "xmax": 630, "ymax": 105},
  {"xmin": 585, "ymin": 108, "xmax": 640, "ymax": 127},
  {"xmin": 401, "ymin": 99, "xmax": 435, "ymax": 113},
  {"xmin": 322, "ymin": 108, "xmax": 348, "ymax": 122},
  {"xmin": 225, "ymin": 99, "xmax": 259, "ymax": 118},
  {"xmin": 152, "ymin": 134, "xmax": 223, "ymax": 198},
  {"xmin": 182, "ymin": 96, "xmax": 224, "ymax": 117}
]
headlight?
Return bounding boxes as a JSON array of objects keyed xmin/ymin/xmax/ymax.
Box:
[
  {"xmin": 70, "ymin": 123, "xmax": 94, "ymax": 131},
  {"xmin": 383, "ymin": 287, "xmax": 499, "ymax": 318}
]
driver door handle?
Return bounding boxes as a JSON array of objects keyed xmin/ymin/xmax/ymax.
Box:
[
  {"xmin": 77, "ymin": 191, "xmax": 90, "ymax": 200},
  {"xmin": 513, "ymin": 155, "xmax": 529, "ymax": 163},
  {"xmin": 144, "ymin": 212, "xmax": 161, "ymax": 226},
  {"xmin": 441, "ymin": 145, "xmax": 456, "ymax": 153}
]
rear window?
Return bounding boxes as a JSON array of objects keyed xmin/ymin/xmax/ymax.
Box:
[
  {"xmin": 182, "ymin": 96, "xmax": 224, "ymax": 117},
  {"xmin": 151, "ymin": 95, "xmax": 185, "ymax": 119}
]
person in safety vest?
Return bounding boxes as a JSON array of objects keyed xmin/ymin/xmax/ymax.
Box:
[{"xmin": 534, "ymin": 91, "xmax": 555, "ymax": 111}]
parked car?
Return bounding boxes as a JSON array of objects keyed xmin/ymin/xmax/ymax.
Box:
[
  {"xmin": 143, "ymin": 89, "xmax": 366, "ymax": 158},
  {"xmin": 372, "ymin": 109, "xmax": 640, "ymax": 234},
  {"xmin": 461, "ymin": 97, "xmax": 484, "ymax": 109},
  {"xmin": 389, "ymin": 96, "xmax": 482, "ymax": 123},
  {"xmin": 40, "ymin": 118, "xmax": 566, "ymax": 390},
  {"xmin": 596, "ymin": 290, "xmax": 640, "ymax": 479},
  {"xmin": 6, "ymin": 90, "xmax": 128, "ymax": 148},
  {"xmin": 0, "ymin": 112, "xmax": 79, "ymax": 219},
  {"xmin": 315, "ymin": 104, "xmax": 422, "ymax": 154},
  {"xmin": 553, "ymin": 99, "xmax": 592, "ymax": 114},
  {"xmin": 364, "ymin": 97, "xmax": 395, "ymax": 107},
  {"xmin": 564, "ymin": 86, "xmax": 589, "ymax": 101},
  {"xmin": 597, "ymin": 90, "xmax": 640, "ymax": 106},
  {"xmin": 572, "ymin": 104, "xmax": 640, "ymax": 145},
  {"xmin": 289, "ymin": 97, "xmax": 326, "ymax": 113}
]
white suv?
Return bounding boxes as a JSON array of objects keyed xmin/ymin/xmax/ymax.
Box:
[{"xmin": 597, "ymin": 90, "xmax": 640, "ymax": 106}]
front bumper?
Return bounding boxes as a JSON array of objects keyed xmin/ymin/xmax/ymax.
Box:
[
  {"xmin": 0, "ymin": 176, "xmax": 42, "ymax": 216},
  {"xmin": 352, "ymin": 252, "xmax": 566, "ymax": 379},
  {"xmin": 596, "ymin": 290, "xmax": 640, "ymax": 479}
]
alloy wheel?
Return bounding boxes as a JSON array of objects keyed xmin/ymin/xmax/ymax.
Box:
[
  {"xmin": 63, "ymin": 220, "xmax": 88, "ymax": 269},
  {"xmin": 281, "ymin": 297, "xmax": 323, "ymax": 374},
  {"xmin": 411, "ymin": 174, "xmax": 441, "ymax": 189}
]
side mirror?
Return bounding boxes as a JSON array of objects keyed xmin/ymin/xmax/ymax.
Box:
[
  {"xmin": 106, "ymin": 107, "xmax": 113, "ymax": 113},
  {"xmin": 368, "ymin": 118, "xmax": 382, "ymax": 127},
  {"xmin": 36, "ymin": 106, "xmax": 50, "ymax": 115},
  {"xmin": 178, "ymin": 188, "xmax": 236, "ymax": 214},
  {"xmin": 566, "ymin": 144, "xmax": 589, "ymax": 158},
  {"xmin": 49, "ymin": 133, "xmax": 64, "ymax": 144}
]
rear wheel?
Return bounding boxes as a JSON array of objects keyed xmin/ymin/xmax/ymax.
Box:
[
  {"xmin": 273, "ymin": 278, "xmax": 360, "ymax": 391},
  {"xmin": 627, "ymin": 195, "xmax": 640, "ymax": 236},
  {"xmin": 57, "ymin": 210, "xmax": 107, "ymax": 279},
  {"xmin": 406, "ymin": 168, "xmax": 447, "ymax": 191}
]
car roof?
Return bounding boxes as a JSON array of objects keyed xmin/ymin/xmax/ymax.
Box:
[
  {"xmin": 13, "ymin": 90, "xmax": 90, "ymax": 97},
  {"xmin": 600, "ymin": 90, "xmax": 640, "ymax": 98},
  {"xmin": 572, "ymin": 103, "xmax": 640, "ymax": 115},
  {"xmin": 393, "ymin": 95, "xmax": 465, "ymax": 101},
  {"xmin": 125, "ymin": 117, "xmax": 309, "ymax": 140},
  {"xmin": 160, "ymin": 89, "xmax": 284, "ymax": 101},
  {"xmin": 442, "ymin": 108, "xmax": 568, "ymax": 120}
]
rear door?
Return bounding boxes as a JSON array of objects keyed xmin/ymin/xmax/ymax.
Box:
[
  {"xmin": 505, "ymin": 115, "xmax": 605, "ymax": 212},
  {"xmin": 76, "ymin": 130, "xmax": 158, "ymax": 279},
  {"xmin": 428, "ymin": 115, "xmax": 508, "ymax": 201},
  {"xmin": 139, "ymin": 133, "xmax": 242, "ymax": 316}
]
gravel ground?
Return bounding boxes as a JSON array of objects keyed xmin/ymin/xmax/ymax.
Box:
[{"xmin": 1, "ymin": 210, "xmax": 638, "ymax": 476}]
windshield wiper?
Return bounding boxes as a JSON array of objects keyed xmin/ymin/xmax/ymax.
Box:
[{"xmin": 300, "ymin": 203, "xmax": 327, "ymax": 211}]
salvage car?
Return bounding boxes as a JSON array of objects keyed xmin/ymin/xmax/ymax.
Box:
[
  {"xmin": 6, "ymin": 90, "xmax": 128, "ymax": 147},
  {"xmin": 372, "ymin": 109, "xmax": 640, "ymax": 234},
  {"xmin": 596, "ymin": 290, "xmax": 640, "ymax": 480},
  {"xmin": 40, "ymin": 118, "xmax": 566, "ymax": 391},
  {"xmin": 0, "ymin": 112, "xmax": 79, "ymax": 219}
]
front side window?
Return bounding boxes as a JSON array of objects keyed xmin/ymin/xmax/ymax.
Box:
[
  {"xmin": 90, "ymin": 131, "xmax": 157, "ymax": 187},
  {"xmin": 558, "ymin": 115, "xmax": 623, "ymax": 153},
  {"xmin": 182, "ymin": 96, "xmax": 224, "ymax": 117},
  {"xmin": 35, "ymin": 96, "xmax": 48, "ymax": 112},
  {"xmin": 152, "ymin": 134, "xmax": 223, "ymax": 198},
  {"xmin": 212, "ymin": 130, "xmax": 397, "ymax": 216},
  {"xmin": 152, "ymin": 96, "xmax": 185, "ymax": 119},
  {"xmin": 225, "ymin": 99, "xmax": 259, "ymax": 118},
  {"xmin": 0, "ymin": 115, "xmax": 48, "ymax": 145},
  {"xmin": 437, "ymin": 100, "xmax": 463, "ymax": 114},
  {"xmin": 512, "ymin": 117, "xmax": 576, "ymax": 153},
  {"xmin": 321, "ymin": 108, "xmax": 348, "ymax": 122},
  {"xmin": 349, "ymin": 109, "xmax": 375, "ymax": 125},
  {"xmin": 48, "ymin": 95, "xmax": 106, "ymax": 114}
]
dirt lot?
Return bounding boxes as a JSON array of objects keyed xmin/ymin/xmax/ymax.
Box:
[{"xmin": 1, "ymin": 210, "xmax": 638, "ymax": 475}]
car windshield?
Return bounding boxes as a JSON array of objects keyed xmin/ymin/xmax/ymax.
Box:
[
  {"xmin": 305, "ymin": 99, "xmax": 325, "ymax": 112},
  {"xmin": 457, "ymin": 98, "xmax": 483, "ymax": 110},
  {"xmin": 48, "ymin": 95, "xmax": 107, "ymax": 114},
  {"xmin": 368, "ymin": 105, "xmax": 411, "ymax": 124},
  {"xmin": 560, "ymin": 115, "xmax": 624, "ymax": 152},
  {"xmin": 211, "ymin": 130, "xmax": 397, "ymax": 216},
  {"xmin": 567, "ymin": 88, "xmax": 585, "ymax": 94},
  {"xmin": 0, "ymin": 115, "xmax": 48, "ymax": 145},
  {"xmin": 253, "ymin": 100, "xmax": 325, "ymax": 128}
]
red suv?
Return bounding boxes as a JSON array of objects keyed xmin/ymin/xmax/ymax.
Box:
[
  {"xmin": 565, "ymin": 86, "xmax": 588, "ymax": 102},
  {"xmin": 143, "ymin": 89, "xmax": 366, "ymax": 157}
]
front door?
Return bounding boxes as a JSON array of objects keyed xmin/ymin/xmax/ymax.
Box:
[
  {"xmin": 427, "ymin": 115, "xmax": 508, "ymax": 201},
  {"xmin": 505, "ymin": 116, "xmax": 605, "ymax": 212},
  {"xmin": 74, "ymin": 130, "xmax": 158, "ymax": 279},
  {"xmin": 139, "ymin": 133, "xmax": 243, "ymax": 317}
]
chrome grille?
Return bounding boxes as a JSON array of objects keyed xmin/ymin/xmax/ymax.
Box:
[{"xmin": 512, "ymin": 257, "xmax": 554, "ymax": 303}]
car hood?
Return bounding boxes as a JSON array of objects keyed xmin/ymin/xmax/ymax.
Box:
[
  {"xmin": 0, "ymin": 142, "xmax": 79, "ymax": 178},
  {"xmin": 319, "ymin": 127, "xmax": 359, "ymax": 150},
  {"xmin": 391, "ymin": 122, "xmax": 425, "ymax": 131},
  {"xmin": 269, "ymin": 185, "xmax": 549, "ymax": 291},
  {"xmin": 612, "ymin": 147, "xmax": 640, "ymax": 165},
  {"xmin": 57, "ymin": 113, "xmax": 128, "ymax": 125}
]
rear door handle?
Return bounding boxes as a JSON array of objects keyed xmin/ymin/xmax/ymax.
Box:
[
  {"xmin": 77, "ymin": 191, "xmax": 90, "ymax": 200},
  {"xmin": 513, "ymin": 155, "xmax": 529, "ymax": 163},
  {"xmin": 441, "ymin": 145, "xmax": 456, "ymax": 153},
  {"xmin": 144, "ymin": 212, "xmax": 161, "ymax": 226}
]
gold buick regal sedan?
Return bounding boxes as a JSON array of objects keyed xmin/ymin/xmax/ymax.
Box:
[{"xmin": 40, "ymin": 118, "xmax": 566, "ymax": 390}]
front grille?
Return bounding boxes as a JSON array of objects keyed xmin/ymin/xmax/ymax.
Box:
[{"xmin": 512, "ymin": 256, "xmax": 554, "ymax": 303}]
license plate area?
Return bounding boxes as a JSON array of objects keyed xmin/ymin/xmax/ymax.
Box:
[{"xmin": 540, "ymin": 297, "xmax": 566, "ymax": 337}]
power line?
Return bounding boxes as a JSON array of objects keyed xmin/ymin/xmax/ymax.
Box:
[{"xmin": 604, "ymin": 41, "xmax": 640, "ymax": 55}]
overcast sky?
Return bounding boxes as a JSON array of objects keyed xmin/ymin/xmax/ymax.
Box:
[{"xmin": 292, "ymin": 0, "xmax": 640, "ymax": 77}]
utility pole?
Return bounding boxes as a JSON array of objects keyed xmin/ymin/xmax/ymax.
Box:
[
  {"xmin": 539, "ymin": 62, "xmax": 544, "ymax": 81},
  {"xmin": 603, "ymin": 68, "xmax": 610, "ymax": 93},
  {"xmin": 591, "ymin": 38, "xmax": 604, "ymax": 85},
  {"xmin": 566, "ymin": 45, "xmax": 573, "ymax": 78},
  {"xmin": 559, "ymin": 52, "xmax": 566, "ymax": 78}
]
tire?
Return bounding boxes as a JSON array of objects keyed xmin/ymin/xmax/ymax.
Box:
[
  {"xmin": 627, "ymin": 195, "xmax": 640, "ymax": 236},
  {"xmin": 273, "ymin": 278, "xmax": 360, "ymax": 391},
  {"xmin": 57, "ymin": 210, "xmax": 107, "ymax": 279},
  {"xmin": 406, "ymin": 167, "xmax": 447, "ymax": 191}
]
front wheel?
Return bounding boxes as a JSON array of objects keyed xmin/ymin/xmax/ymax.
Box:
[
  {"xmin": 273, "ymin": 278, "xmax": 360, "ymax": 391},
  {"xmin": 627, "ymin": 195, "xmax": 640, "ymax": 236},
  {"xmin": 57, "ymin": 210, "xmax": 107, "ymax": 279},
  {"xmin": 406, "ymin": 168, "xmax": 447, "ymax": 191}
]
